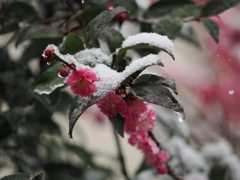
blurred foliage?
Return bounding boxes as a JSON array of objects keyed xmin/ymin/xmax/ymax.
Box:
[{"xmin": 0, "ymin": 0, "xmax": 240, "ymax": 179}]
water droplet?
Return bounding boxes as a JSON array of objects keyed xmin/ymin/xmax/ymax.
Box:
[
  {"xmin": 217, "ymin": 55, "xmax": 220, "ymax": 57},
  {"xmin": 229, "ymin": 90, "xmax": 234, "ymax": 95},
  {"xmin": 175, "ymin": 112, "xmax": 185, "ymax": 122},
  {"xmin": 81, "ymin": 0, "xmax": 85, "ymax": 3},
  {"xmin": 47, "ymin": 62, "xmax": 51, "ymax": 65}
]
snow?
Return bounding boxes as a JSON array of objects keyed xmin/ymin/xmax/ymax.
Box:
[
  {"xmin": 74, "ymin": 48, "xmax": 112, "ymax": 67},
  {"xmin": 202, "ymin": 139, "xmax": 232, "ymax": 160},
  {"xmin": 33, "ymin": 83, "xmax": 65, "ymax": 95},
  {"xmin": 222, "ymin": 154, "xmax": 240, "ymax": 180},
  {"xmin": 121, "ymin": 32, "xmax": 174, "ymax": 58},
  {"xmin": 121, "ymin": 54, "xmax": 163, "ymax": 80},
  {"xmin": 164, "ymin": 137, "xmax": 209, "ymax": 173},
  {"xmin": 229, "ymin": 90, "xmax": 234, "ymax": 95},
  {"xmin": 93, "ymin": 64, "xmax": 121, "ymax": 98}
]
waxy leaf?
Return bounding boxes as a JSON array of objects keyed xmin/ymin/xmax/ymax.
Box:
[
  {"xmin": 8, "ymin": 25, "xmax": 62, "ymax": 47},
  {"xmin": 0, "ymin": 22, "xmax": 19, "ymax": 34},
  {"xmin": 152, "ymin": 17, "xmax": 182, "ymax": 40},
  {"xmin": 0, "ymin": 173, "xmax": 30, "ymax": 180},
  {"xmin": 100, "ymin": 27, "xmax": 124, "ymax": 53},
  {"xmin": 84, "ymin": 6, "xmax": 127, "ymax": 46},
  {"xmin": 32, "ymin": 172, "xmax": 44, "ymax": 180},
  {"xmin": 109, "ymin": 114, "xmax": 125, "ymax": 138},
  {"xmin": 130, "ymin": 74, "xmax": 184, "ymax": 117},
  {"xmin": 33, "ymin": 63, "xmax": 65, "ymax": 95},
  {"xmin": 201, "ymin": 0, "xmax": 240, "ymax": 17},
  {"xmin": 201, "ymin": 18, "xmax": 219, "ymax": 43},
  {"xmin": 147, "ymin": 0, "xmax": 193, "ymax": 17},
  {"xmin": 169, "ymin": 4, "xmax": 202, "ymax": 19},
  {"xmin": 60, "ymin": 33, "xmax": 85, "ymax": 55}
]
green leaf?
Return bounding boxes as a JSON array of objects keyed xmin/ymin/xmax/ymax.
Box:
[
  {"xmin": 100, "ymin": 27, "xmax": 124, "ymax": 53},
  {"xmin": 32, "ymin": 90, "xmax": 62, "ymax": 112},
  {"xmin": 18, "ymin": 38, "xmax": 62, "ymax": 65},
  {"xmin": 152, "ymin": 17, "xmax": 182, "ymax": 40},
  {"xmin": 0, "ymin": 173, "xmax": 30, "ymax": 180},
  {"xmin": 60, "ymin": 33, "xmax": 85, "ymax": 55},
  {"xmin": 109, "ymin": 114, "xmax": 125, "ymax": 138},
  {"xmin": 209, "ymin": 165, "xmax": 227, "ymax": 180},
  {"xmin": 147, "ymin": 0, "xmax": 193, "ymax": 17},
  {"xmin": 0, "ymin": 116, "xmax": 12, "ymax": 141},
  {"xmin": 201, "ymin": 0, "xmax": 240, "ymax": 17},
  {"xmin": 1, "ymin": 2, "xmax": 40, "ymax": 23},
  {"xmin": 169, "ymin": 4, "xmax": 202, "ymax": 19},
  {"xmin": 8, "ymin": 25, "xmax": 62, "ymax": 47},
  {"xmin": 84, "ymin": 6, "xmax": 127, "ymax": 46},
  {"xmin": 112, "ymin": 0, "xmax": 138, "ymax": 14},
  {"xmin": 32, "ymin": 172, "xmax": 44, "ymax": 180},
  {"xmin": 130, "ymin": 74, "xmax": 184, "ymax": 117},
  {"xmin": 3, "ymin": 109, "xmax": 25, "ymax": 131},
  {"xmin": 0, "ymin": 22, "xmax": 19, "ymax": 34},
  {"xmin": 33, "ymin": 63, "xmax": 65, "ymax": 95},
  {"xmin": 201, "ymin": 18, "xmax": 219, "ymax": 43}
]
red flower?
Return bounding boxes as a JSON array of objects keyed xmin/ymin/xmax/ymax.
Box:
[{"xmin": 66, "ymin": 68, "xmax": 100, "ymax": 98}]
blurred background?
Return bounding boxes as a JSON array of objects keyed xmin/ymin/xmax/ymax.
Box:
[{"xmin": 1, "ymin": 0, "xmax": 240, "ymax": 180}]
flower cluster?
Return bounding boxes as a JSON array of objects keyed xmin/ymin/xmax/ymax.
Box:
[{"xmin": 97, "ymin": 93, "xmax": 169, "ymax": 174}]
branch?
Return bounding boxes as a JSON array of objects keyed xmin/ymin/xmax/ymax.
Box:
[
  {"xmin": 112, "ymin": 128, "xmax": 130, "ymax": 180},
  {"xmin": 54, "ymin": 53, "xmax": 76, "ymax": 71},
  {"xmin": 148, "ymin": 132, "xmax": 184, "ymax": 180}
]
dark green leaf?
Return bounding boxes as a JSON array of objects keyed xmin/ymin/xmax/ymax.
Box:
[
  {"xmin": 32, "ymin": 172, "xmax": 44, "ymax": 180},
  {"xmin": 1, "ymin": 2, "xmax": 40, "ymax": 23},
  {"xmin": 152, "ymin": 17, "xmax": 182, "ymax": 40},
  {"xmin": 201, "ymin": 0, "xmax": 240, "ymax": 17},
  {"xmin": 9, "ymin": 25, "xmax": 62, "ymax": 47},
  {"xmin": 100, "ymin": 27, "xmax": 124, "ymax": 53},
  {"xmin": 3, "ymin": 109, "xmax": 25, "ymax": 131},
  {"xmin": 84, "ymin": 6, "xmax": 127, "ymax": 46},
  {"xmin": 0, "ymin": 173, "xmax": 30, "ymax": 180},
  {"xmin": 56, "ymin": 92, "xmax": 73, "ymax": 112},
  {"xmin": 0, "ymin": 48, "xmax": 13, "ymax": 71},
  {"xmin": 0, "ymin": 116, "xmax": 12, "ymax": 141},
  {"xmin": 33, "ymin": 63, "xmax": 65, "ymax": 95},
  {"xmin": 112, "ymin": 0, "xmax": 138, "ymax": 14},
  {"xmin": 130, "ymin": 74, "xmax": 184, "ymax": 116},
  {"xmin": 134, "ymin": 74, "xmax": 178, "ymax": 94},
  {"xmin": 109, "ymin": 114, "xmax": 125, "ymax": 138},
  {"xmin": 32, "ymin": 90, "xmax": 62, "ymax": 112},
  {"xmin": 209, "ymin": 165, "xmax": 227, "ymax": 180},
  {"xmin": 169, "ymin": 4, "xmax": 202, "ymax": 19},
  {"xmin": 0, "ymin": 22, "xmax": 19, "ymax": 34},
  {"xmin": 60, "ymin": 33, "xmax": 85, "ymax": 55},
  {"xmin": 147, "ymin": 0, "xmax": 193, "ymax": 17},
  {"xmin": 201, "ymin": 18, "xmax": 219, "ymax": 43},
  {"xmin": 18, "ymin": 38, "xmax": 62, "ymax": 65}
]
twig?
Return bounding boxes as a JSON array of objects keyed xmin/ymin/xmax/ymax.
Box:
[
  {"xmin": 112, "ymin": 128, "xmax": 130, "ymax": 180},
  {"xmin": 148, "ymin": 132, "xmax": 184, "ymax": 180},
  {"xmin": 54, "ymin": 54, "xmax": 76, "ymax": 71}
]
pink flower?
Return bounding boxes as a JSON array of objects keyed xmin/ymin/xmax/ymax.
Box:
[
  {"xmin": 129, "ymin": 132, "xmax": 169, "ymax": 174},
  {"xmin": 66, "ymin": 68, "xmax": 100, "ymax": 98},
  {"xmin": 125, "ymin": 105, "xmax": 156, "ymax": 133},
  {"xmin": 126, "ymin": 97, "xmax": 148, "ymax": 119},
  {"xmin": 97, "ymin": 91, "xmax": 127, "ymax": 117}
]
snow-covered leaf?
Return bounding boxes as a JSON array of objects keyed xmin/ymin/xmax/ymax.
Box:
[
  {"xmin": 84, "ymin": 7, "xmax": 127, "ymax": 46},
  {"xmin": 201, "ymin": 0, "xmax": 240, "ymax": 17},
  {"xmin": 130, "ymin": 74, "xmax": 184, "ymax": 117},
  {"xmin": 109, "ymin": 114, "xmax": 125, "ymax": 138},
  {"xmin": 116, "ymin": 33, "xmax": 175, "ymax": 64},
  {"xmin": 201, "ymin": 18, "xmax": 219, "ymax": 43},
  {"xmin": 33, "ymin": 63, "xmax": 65, "ymax": 95},
  {"xmin": 32, "ymin": 172, "xmax": 44, "ymax": 180},
  {"xmin": 59, "ymin": 33, "xmax": 85, "ymax": 55},
  {"xmin": 74, "ymin": 48, "xmax": 112, "ymax": 67},
  {"xmin": 69, "ymin": 64, "xmax": 121, "ymax": 138}
]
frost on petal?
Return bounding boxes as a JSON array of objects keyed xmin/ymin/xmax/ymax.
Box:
[
  {"xmin": 121, "ymin": 54, "xmax": 163, "ymax": 80},
  {"xmin": 74, "ymin": 48, "xmax": 112, "ymax": 67},
  {"xmin": 97, "ymin": 91, "xmax": 127, "ymax": 117},
  {"xmin": 66, "ymin": 68, "xmax": 100, "ymax": 98},
  {"xmin": 121, "ymin": 32, "xmax": 174, "ymax": 57},
  {"xmin": 129, "ymin": 132, "xmax": 169, "ymax": 174}
]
